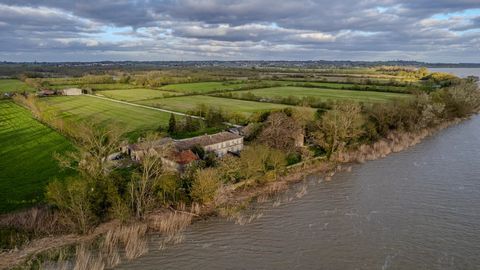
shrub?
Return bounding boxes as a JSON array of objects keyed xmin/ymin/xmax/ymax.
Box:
[{"xmin": 190, "ymin": 168, "xmax": 221, "ymax": 204}]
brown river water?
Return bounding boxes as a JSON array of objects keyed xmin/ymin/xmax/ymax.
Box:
[{"xmin": 114, "ymin": 114, "xmax": 480, "ymax": 270}]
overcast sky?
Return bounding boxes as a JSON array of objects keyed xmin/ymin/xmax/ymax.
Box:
[{"xmin": 1, "ymin": 0, "xmax": 479, "ymax": 62}]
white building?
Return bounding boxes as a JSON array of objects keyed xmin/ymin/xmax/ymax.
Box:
[{"xmin": 61, "ymin": 88, "xmax": 82, "ymax": 96}]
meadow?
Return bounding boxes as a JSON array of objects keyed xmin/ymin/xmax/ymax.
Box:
[
  {"xmin": 0, "ymin": 101, "xmax": 73, "ymax": 213},
  {"xmin": 159, "ymin": 81, "xmax": 249, "ymax": 94},
  {"xmin": 138, "ymin": 95, "xmax": 293, "ymax": 116},
  {"xmin": 40, "ymin": 95, "xmax": 177, "ymax": 138},
  {"xmin": 96, "ymin": 88, "xmax": 182, "ymax": 101},
  {"xmin": 0, "ymin": 79, "xmax": 35, "ymax": 93},
  {"xmin": 223, "ymin": 86, "xmax": 411, "ymax": 103},
  {"xmin": 49, "ymin": 83, "xmax": 137, "ymax": 90}
]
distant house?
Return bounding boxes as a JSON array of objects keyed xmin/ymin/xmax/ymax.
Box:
[
  {"xmin": 61, "ymin": 88, "xmax": 82, "ymax": 96},
  {"xmin": 175, "ymin": 132, "xmax": 244, "ymax": 157}
]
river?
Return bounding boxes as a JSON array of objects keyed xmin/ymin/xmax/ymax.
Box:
[
  {"xmin": 115, "ymin": 112, "xmax": 480, "ymax": 269},
  {"xmin": 429, "ymin": 68, "xmax": 480, "ymax": 79}
]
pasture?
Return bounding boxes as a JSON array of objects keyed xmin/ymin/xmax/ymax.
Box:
[
  {"xmin": 0, "ymin": 101, "xmax": 73, "ymax": 213},
  {"xmin": 97, "ymin": 88, "xmax": 182, "ymax": 102},
  {"xmin": 160, "ymin": 81, "xmax": 248, "ymax": 94},
  {"xmin": 49, "ymin": 83, "xmax": 137, "ymax": 90},
  {"xmin": 138, "ymin": 95, "xmax": 292, "ymax": 116},
  {"xmin": 226, "ymin": 86, "xmax": 411, "ymax": 103},
  {"xmin": 0, "ymin": 79, "xmax": 35, "ymax": 93},
  {"xmin": 40, "ymin": 95, "xmax": 178, "ymax": 137}
]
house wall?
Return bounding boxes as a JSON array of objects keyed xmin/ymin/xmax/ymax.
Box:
[
  {"xmin": 63, "ymin": 89, "xmax": 82, "ymax": 96},
  {"xmin": 204, "ymin": 137, "xmax": 243, "ymax": 157}
]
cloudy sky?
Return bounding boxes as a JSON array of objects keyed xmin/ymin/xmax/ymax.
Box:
[{"xmin": 1, "ymin": 0, "xmax": 480, "ymax": 62}]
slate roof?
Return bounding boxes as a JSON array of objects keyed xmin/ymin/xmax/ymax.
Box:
[{"xmin": 174, "ymin": 132, "xmax": 242, "ymax": 150}]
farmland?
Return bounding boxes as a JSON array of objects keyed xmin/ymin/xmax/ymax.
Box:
[
  {"xmin": 220, "ymin": 86, "xmax": 411, "ymax": 103},
  {"xmin": 49, "ymin": 83, "xmax": 137, "ymax": 90},
  {"xmin": 159, "ymin": 81, "xmax": 248, "ymax": 94},
  {"xmin": 40, "ymin": 95, "xmax": 178, "ymax": 138},
  {"xmin": 138, "ymin": 95, "xmax": 294, "ymax": 116},
  {"xmin": 0, "ymin": 79, "xmax": 35, "ymax": 93},
  {"xmin": 0, "ymin": 101, "xmax": 73, "ymax": 213},
  {"xmin": 97, "ymin": 88, "xmax": 182, "ymax": 101}
]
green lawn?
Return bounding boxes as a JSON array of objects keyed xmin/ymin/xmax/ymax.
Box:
[
  {"xmin": 96, "ymin": 88, "xmax": 182, "ymax": 102},
  {"xmin": 0, "ymin": 79, "xmax": 35, "ymax": 93},
  {"xmin": 40, "ymin": 95, "xmax": 178, "ymax": 137},
  {"xmin": 226, "ymin": 86, "xmax": 411, "ymax": 103},
  {"xmin": 160, "ymin": 81, "xmax": 248, "ymax": 94},
  {"xmin": 0, "ymin": 101, "xmax": 74, "ymax": 213},
  {"xmin": 138, "ymin": 95, "xmax": 294, "ymax": 116}
]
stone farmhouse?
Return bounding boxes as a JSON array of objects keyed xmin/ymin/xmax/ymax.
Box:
[
  {"xmin": 125, "ymin": 131, "xmax": 244, "ymax": 172},
  {"xmin": 175, "ymin": 132, "xmax": 243, "ymax": 157}
]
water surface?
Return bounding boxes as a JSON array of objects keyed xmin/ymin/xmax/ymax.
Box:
[{"xmin": 118, "ymin": 115, "xmax": 480, "ymax": 270}]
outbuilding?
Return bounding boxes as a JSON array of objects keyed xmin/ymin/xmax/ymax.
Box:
[{"xmin": 61, "ymin": 88, "xmax": 82, "ymax": 96}]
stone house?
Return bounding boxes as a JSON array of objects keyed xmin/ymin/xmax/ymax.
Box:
[
  {"xmin": 124, "ymin": 131, "xmax": 244, "ymax": 172},
  {"xmin": 175, "ymin": 132, "xmax": 243, "ymax": 157}
]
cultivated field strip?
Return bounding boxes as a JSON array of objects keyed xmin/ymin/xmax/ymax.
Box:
[{"xmin": 0, "ymin": 101, "xmax": 73, "ymax": 212}]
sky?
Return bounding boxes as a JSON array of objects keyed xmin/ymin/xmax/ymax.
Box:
[{"xmin": 0, "ymin": 0, "xmax": 480, "ymax": 62}]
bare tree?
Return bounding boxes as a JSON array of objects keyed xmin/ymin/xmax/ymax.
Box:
[
  {"xmin": 313, "ymin": 102, "xmax": 364, "ymax": 158},
  {"xmin": 257, "ymin": 112, "xmax": 303, "ymax": 152}
]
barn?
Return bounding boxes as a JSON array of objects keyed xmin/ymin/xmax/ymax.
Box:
[{"xmin": 61, "ymin": 88, "xmax": 82, "ymax": 96}]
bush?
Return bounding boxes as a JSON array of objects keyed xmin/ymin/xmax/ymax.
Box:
[{"xmin": 190, "ymin": 168, "xmax": 221, "ymax": 204}]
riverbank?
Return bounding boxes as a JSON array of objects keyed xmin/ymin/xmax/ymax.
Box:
[{"xmin": 0, "ymin": 114, "xmax": 471, "ymax": 270}]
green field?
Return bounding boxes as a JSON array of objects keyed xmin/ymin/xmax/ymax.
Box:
[
  {"xmin": 97, "ymin": 88, "xmax": 182, "ymax": 101},
  {"xmin": 160, "ymin": 81, "xmax": 248, "ymax": 94},
  {"xmin": 0, "ymin": 79, "xmax": 35, "ymax": 93},
  {"xmin": 0, "ymin": 101, "xmax": 73, "ymax": 213},
  {"xmin": 138, "ymin": 95, "xmax": 294, "ymax": 116},
  {"xmin": 226, "ymin": 86, "xmax": 411, "ymax": 103},
  {"xmin": 40, "ymin": 95, "xmax": 178, "ymax": 137},
  {"xmin": 50, "ymin": 83, "xmax": 137, "ymax": 90},
  {"xmin": 267, "ymin": 80, "xmax": 412, "ymax": 93}
]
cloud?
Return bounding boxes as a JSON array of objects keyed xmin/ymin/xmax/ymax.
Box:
[{"xmin": 0, "ymin": 0, "xmax": 479, "ymax": 62}]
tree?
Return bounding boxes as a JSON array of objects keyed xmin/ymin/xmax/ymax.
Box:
[
  {"xmin": 190, "ymin": 168, "xmax": 221, "ymax": 204},
  {"xmin": 129, "ymin": 134, "xmax": 173, "ymax": 218},
  {"xmin": 313, "ymin": 102, "xmax": 364, "ymax": 158},
  {"xmin": 46, "ymin": 177, "xmax": 96, "ymax": 233},
  {"xmin": 55, "ymin": 121, "xmax": 124, "ymax": 180},
  {"xmin": 168, "ymin": 113, "xmax": 176, "ymax": 133},
  {"xmin": 257, "ymin": 112, "xmax": 303, "ymax": 152}
]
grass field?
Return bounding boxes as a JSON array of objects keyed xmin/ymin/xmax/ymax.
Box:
[
  {"xmin": 40, "ymin": 95, "xmax": 178, "ymax": 137},
  {"xmin": 96, "ymin": 88, "xmax": 182, "ymax": 101},
  {"xmin": 0, "ymin": 79, "xmax": 35, "ymax": 93},
  {"xmin": 268, "ymin": 80, "xmax": 413, "ymax": 93},
  {"xmin": 226, "ymin": 86, "xmax": 411, "ymax": 103},
  {"xmin": 159, "ymin": 81, "xmax": 248, "ymax": 94},
  {"xmin": 0, "ymin": 101, "xmax": 74, "ymax": 213},
  {"xmin": 50, "ymin": 83, "xmax": 137, "ymax": 90},
  {"xmin": 138, "ymin": 95, "xmax": 294, "ymax": 116}
]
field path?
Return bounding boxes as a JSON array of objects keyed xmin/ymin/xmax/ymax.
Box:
[{"xmin": 86, "ymin": 94, "xmax": 241, "ymax": 127}]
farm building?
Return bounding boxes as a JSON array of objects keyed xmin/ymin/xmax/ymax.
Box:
[
  {"xmin": 61, "ymin": 88, "xmax": 82, "ymax": 96},
  {"xmin": 125, "ymin": 137, "xmax": 200, "ymax": 172},
  {"xmin": 125, "ymin": 131, "xmax": 244, "ymax": 172},
  {"xmin": 175, "ymin": 132, "xmax": 243, "ymax": 157}
]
